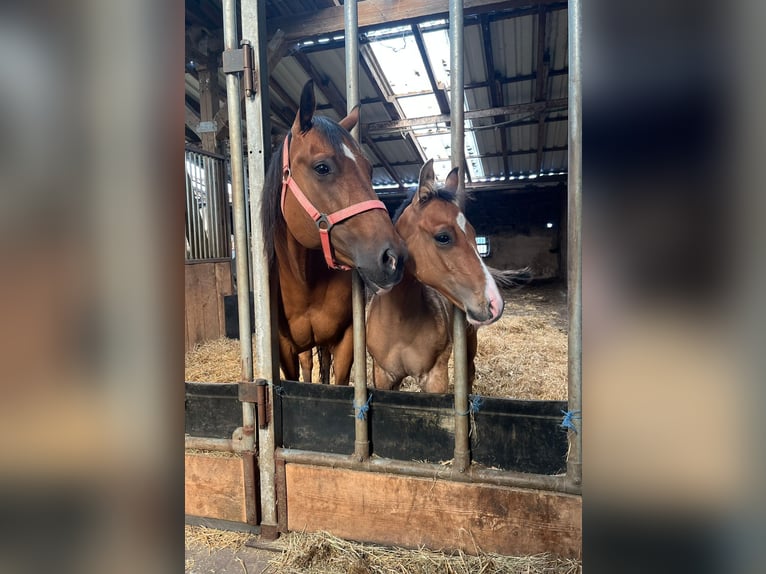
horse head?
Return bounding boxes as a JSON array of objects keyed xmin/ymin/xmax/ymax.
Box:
[
  {"xmin": 279, "ymin": 80, "xmax": 406, "ymax": 293},
  {"xmin": 394, "ymin": 159, "xmax": 504, "ymax": 326}
]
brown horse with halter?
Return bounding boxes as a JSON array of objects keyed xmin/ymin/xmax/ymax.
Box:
[
  {"xmin": 263, "ymin": 80, "xmax": 407, "ymax": 385},
  {"xmin": 366, "ymin": 159, "xmax": 527, "ymax": 393}
]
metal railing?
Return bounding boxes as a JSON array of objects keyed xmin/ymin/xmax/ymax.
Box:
[{"xmin": 185, "ymin": 147, "xmax": 232, "ymax": 261}]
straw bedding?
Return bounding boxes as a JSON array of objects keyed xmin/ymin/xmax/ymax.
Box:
[
  {"xmin": 184, "ymin": 283, "xmax": 568, "ymax": 400},
  {"xmin": 185, "ymin": 527, "xmax": 581, "ymax": 573}
]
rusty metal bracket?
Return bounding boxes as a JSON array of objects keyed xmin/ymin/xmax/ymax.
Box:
[
  {"xmin": 222, "ymin": 40, "xmax": 255, "ymax": 97},
  {"xmin": 239, "ymin": 379, "xmax": 270, "ymax": 429}
]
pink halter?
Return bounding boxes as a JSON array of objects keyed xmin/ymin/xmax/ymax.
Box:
[{"xmin": 280, "ymin": 134, "xmax": 387, "ymax": 270}]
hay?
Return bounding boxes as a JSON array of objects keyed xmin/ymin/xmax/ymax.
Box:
[
  {"xmin": 184, "ymin": 447, "xmax": 240, "ymax": 459},
  {"xmin": 270, "ymin": 530, "xmax": 581, "ymax": 574},
  {"xmin": 184, "ymin": 284, "xmax": 568, "ymax": 400},
  {"xmin": 185, "ymin": 525, "xmax": 252, "ymax": 553}
]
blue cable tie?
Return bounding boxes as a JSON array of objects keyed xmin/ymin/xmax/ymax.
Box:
[
  {"xmin": 355, "ymin": 393, "xmax": 373, "ymax": 420},
  {"xmin": 561, "ymin": 410, "xmax": 581, "ymax": 434},
  {"xmin": 469, "ymin": 394, "xmax": 483, "ymax": 414}
]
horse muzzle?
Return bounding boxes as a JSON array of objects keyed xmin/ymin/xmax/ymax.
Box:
[
  {"xmin": 356, "ymin": 243, "xmax": 408, "ymax": 293},
  {"xmin": 466, "ymin": 292, "xmax": 505, "ymax": 326}
]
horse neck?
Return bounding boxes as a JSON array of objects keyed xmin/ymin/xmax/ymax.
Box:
[
  {"xmin": 275, "ymin": 223, "xmax": 330, "ymax": 293},
  {"xmin": 386, "ymin": 266, "xmax": 453, "ymax": 322}
]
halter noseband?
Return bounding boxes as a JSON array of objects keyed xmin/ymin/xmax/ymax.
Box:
[{"xmin": 280, "ymin": 134, "xmax": 387, "ymax": 271}]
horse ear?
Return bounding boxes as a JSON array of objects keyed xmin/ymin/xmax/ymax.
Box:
[
  {"xmin": 444, "ymin": 166, "xmax": 463, "ymax": 207},
  {"xmin": 444, "ymin": 167, "xmax": 460, "ymax": 193},
  {"xmin": 414, "ymin": 159, "xmax": 436, "ymax": 205},
  {"xmin": 294, "ymin": 80, "xmax": 316, "ymax": 134},
  {"xmin": 339, "ymin": 105, "xmax": 360, "ymax": 132}
]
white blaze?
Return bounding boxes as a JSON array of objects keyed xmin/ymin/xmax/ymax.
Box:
[{"xmin": 342, "ymin": 143, "xmax": 357, "ymax": 162}]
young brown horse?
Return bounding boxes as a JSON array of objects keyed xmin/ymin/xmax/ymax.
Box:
[
  {"xmin": 367, "ymin": 159, "xmax": 513, "ymax": 393},
  {"xmin": 263, "ymin": 81, "xmax": 407, "ymax": 385}
]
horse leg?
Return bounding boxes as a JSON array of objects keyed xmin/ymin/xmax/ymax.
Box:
[
  {"xmin": 372, "ymin": 360, "xmax": 400, "ymax": 390},
  {"xmin": 278, "ymin": 335, "xmax": 301, "ymax": 382},
  {"xmin": 423, "ymin": 348, "xmax": 451, "ymax": 394},
  {"xmin": 299, "ymin": 350, "xmax": 313, "ymax": 382},
  {"xmin": 330, "ymin": 328, "xmax": 354, "ymax": 385},
  {"xmin": 318, "ymin": 346, "xmax": 331, "ymax": 385}
]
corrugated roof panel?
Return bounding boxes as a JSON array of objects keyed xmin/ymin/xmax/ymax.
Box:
[
  {"xmin": 549, "ymin": 74, "xmax": 568, "ymax": 101},
  {"xmin": 507, "ymin": 123, "xmax": 536, "ymax": 154},
  {"xmin": 509, "ymin": 153, "xmax": 536, "ymax": 174},
  {"xmin": 548, "ymin": 8, "xmax": 569, "ymax": 72},
  {"xmin": 272, "ymin": 57, "xmax": 330, "ymax": 108},
  {"xmin": 368, "ymin": 138, "xmax": 419, "ymax": 165},
  {"xmin": 503, "ymin": 79, "xmax": 535, "ymax": 107},
  {"xmin": 463, "ymin": 24, "xmax": 487, "ymax": 85},
  {"xmin": 544, "ymin": 150, "xmax": 567, "ymax": 172},
  {"xmin": 359, "ymin": 101, "xmax": 392, "ymax": 124},
  {"xmin": 481, "ymin": 157, "xmax": 505, "ymax": 178},
  {"xmin": 493, "ymin": 14, "xmax": 536, "ymax": 79}
]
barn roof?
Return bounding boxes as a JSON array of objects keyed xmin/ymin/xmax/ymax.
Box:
[{"xmin": 185, "ymin": 0, "xmax": 568, "ymax": 196}]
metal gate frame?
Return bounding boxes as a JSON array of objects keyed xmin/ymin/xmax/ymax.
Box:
[{"xmin": 221, "ymin": 0, "xmax": 582, "ymax": 537}]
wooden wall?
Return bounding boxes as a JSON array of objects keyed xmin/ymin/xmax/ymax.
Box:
[{"xmin": 185, "ymin": 259, "xmax": 233, "ymax": 351}]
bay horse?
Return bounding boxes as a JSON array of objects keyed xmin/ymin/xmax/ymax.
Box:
[
  {"xmin": 366, "ymin": 159, "xmax": 527, "ymax": 393},
  {"xmin": 263, "ymin": 80, "xmax": 407, "ymax": 385}
]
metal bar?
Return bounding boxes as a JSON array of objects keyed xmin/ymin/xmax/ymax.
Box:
[
  {"xmin": 185, "ymin": 154, "xmax": 194, "ymax": 260},
  {"xmin": 366, "ymin": 99, "xmax": 567, "ymax": 134},
  {"xmin": 241, "ymin": 0, "xmax": 279, "ymax": 534},
  {"xmin": 210, "ymin": 157, "xmax": 222, "ymax": 257},
  {"xmin": 566, "ymin": 0, "xmax": 582, "ymax": 487},
  {"xmin": 223, "ymin": 0, "xmax": 254, "ymax": 388},
  {"xmin": 277, "ymin": 448, "xmax": 581, "ymax": 495},
  {"xmin": 345, "ymin": 0, "xmax": 371, "ymax": 463},
  {"xmin": 450, "ymin": 0, "xmax": 470, "ymax": 474}
]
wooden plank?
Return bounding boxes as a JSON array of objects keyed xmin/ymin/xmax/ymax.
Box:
[
  {"xmin": 269, "ymin": 0, "xmax": 565, "ymax": 44},
  {"xmin": 185, "ymin": 453, "xmax": 246, "ymax": 523},
  {"xmin": 198, "ymin": 262, "xmax": 220, "ymax": 342},
  {"xmin": 214, "ymin": 261, "xmax": 233, "ymax": 340},
  {"xmin": 286, "ymin": 465, "xmax": 581, "ymax": 558},
  {"xmin": 185, "ymin": 263, "xmax": 207, "ymax": 350}
]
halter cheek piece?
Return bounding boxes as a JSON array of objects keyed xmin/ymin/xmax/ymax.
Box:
[{"xmin": 280, "ymin": 134, "xmax": 387, "ymax": 271}]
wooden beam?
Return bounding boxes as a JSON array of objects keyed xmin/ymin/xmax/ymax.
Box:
[
  {"xmin": 366, "ymin": 99, "xmax": 567, "ymax": 134},
  {"xmin": 291, "ymin": 51, "xmax": 347, "ymax": 118},
  {"xmin": 268, "ymin": 0, "xmax": 565, "ymax": 44},
  {"xmin": 186, "ymin": 104, "xmax": 201, "ymax": 136},
  {"xmin": 285, "ymin": 465, "xmax": 581, "ymax": 558}
]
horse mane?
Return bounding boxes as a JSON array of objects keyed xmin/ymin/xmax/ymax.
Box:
[
  {"xmin": 392, "ymin": 185, "xmax": 459, "ymax": 224},
  {"xmin": 261, "ymin": 116, "xmax": 362, "ymax": 268}
]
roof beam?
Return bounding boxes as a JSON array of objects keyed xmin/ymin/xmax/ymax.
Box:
[
  {"xmin": 359, "ymin": 43, "xmax": 426, "ymax": 166},
  {"xmin": 366, "ymin": 99, "xmax": 567, "ymax": 134},
  {"xmin": 480, "ymin": 14, "xmax": 509, "ymax": 176},
  {"xmin": 268, "ymin": 0, "xmax": 565, "ymax": 44},
  {"xmin": 534, "ymin": 7, "xmax": 550, "ymax": 173},
  {"xmin": 411, "ymin": 24, "xmax": 450, "ymax": 115},
  {"xmin": 362, "ymin": 133, "xmax": 404, "ymax": 188}
]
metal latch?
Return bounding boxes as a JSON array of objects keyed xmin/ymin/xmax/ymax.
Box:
[{"xmin": 222, "ymin": 39, "xmax": 255, "ymax": 97}]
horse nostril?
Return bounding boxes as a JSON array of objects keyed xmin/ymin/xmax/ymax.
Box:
[{"xmin": 383, "ymin": 248, "xmax": 398, "ymax": 272}]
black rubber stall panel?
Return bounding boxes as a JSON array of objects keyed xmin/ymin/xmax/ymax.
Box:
[
  {"xmin": 223, "ymin": 293, "xmax": 255, "ymax": 338},
  {"xmin": 368, "ymin": 389, "xmax": 454, "ymax": 464},
  {"xmin": 185, "ymin": 382, "xmax": 241, "ymax": 439},
  {"xmin": 276, "ymin": 380, "xmax": 355, "ymax": 455},
  {"xmin": 469, "ymin": 396, "xmax": 569, "ymax": 475}
]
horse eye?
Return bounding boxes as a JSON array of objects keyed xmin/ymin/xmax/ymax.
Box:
[
  {"xmin": 314, "ymin": 163, "xmax": 331, "ymax": 176},
  {"xmin": 434, "ymin": 233, "xmax": 452, "ymax": 245}
]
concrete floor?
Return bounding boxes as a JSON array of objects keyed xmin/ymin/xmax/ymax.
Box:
[{"xmin": 185, "ymin": 537, "xmax": 282, "ymax": 574}]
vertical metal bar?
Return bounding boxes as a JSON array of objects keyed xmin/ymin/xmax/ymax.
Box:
[
  {"xmin": 185, "ymin": 152, "xmax": 193, "ymax": 260},
  {"xmin": 191, "ymin": 156, "xmax": 202, "ymax": 259},
  {"xmin": 345, "ymin": 0, "xmax": 370, "ymax": 462},
  {"xmin": 450, "ymin": 0, "xmax": 470, "ymax": 473},
  {"xmin": 209, "ymin": 156, "xmax": 221, "ymax": 257},
  {"xmin": 213, "ymin": 158, "xmax": 224, "ymax": 257},
  {"xmin": 566, "ymin": 0, "xmax": 582, "ymax": 487},
  {"xmin": 223, "ymin": 0, "xmax": 254, "ymax": 441},
  {"xmin": 241, "ymin": 0, "xmax": 278, "ymax": 538},
  {"xmin": 203, "ymin": 156, "xmax": 213, "ymax": 259}
]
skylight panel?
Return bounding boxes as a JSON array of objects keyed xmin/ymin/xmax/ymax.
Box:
[{"xmin": 369, "ymin": 32, "xmax": 431, "ymax": 95}]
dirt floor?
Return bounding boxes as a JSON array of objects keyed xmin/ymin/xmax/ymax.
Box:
[{"xmin": 185, "ymin": 281, "xmax": 568, "ymax": 400}]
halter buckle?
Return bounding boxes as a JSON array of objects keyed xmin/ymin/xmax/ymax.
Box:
[{"xmin": 315, "ymin": 214, "xmax": 333, "ymax": 232}]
